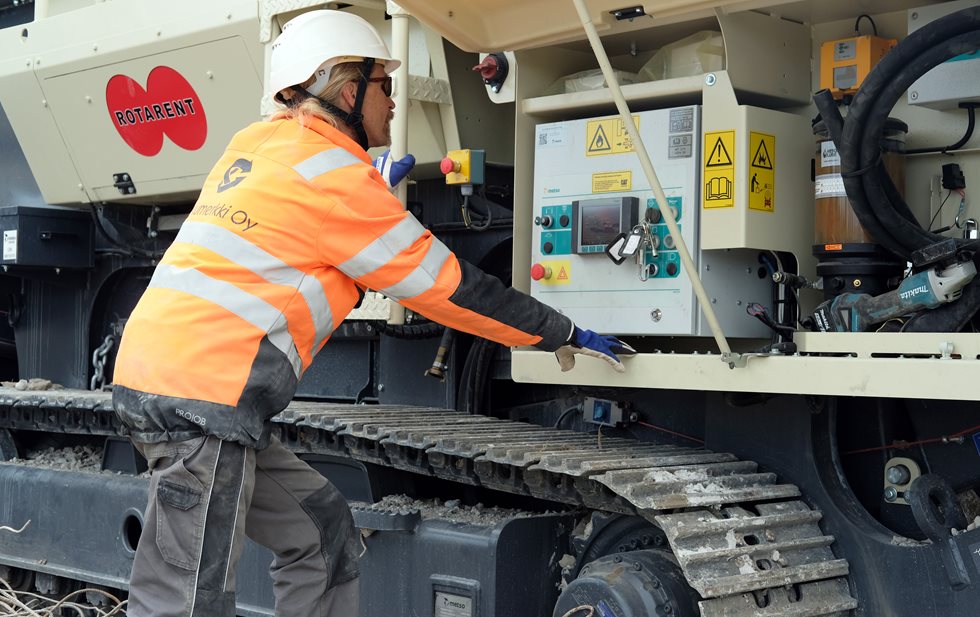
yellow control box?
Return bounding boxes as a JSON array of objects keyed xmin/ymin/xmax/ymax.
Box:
[
  {"xmin": 819, "ymin": 35, "xmax": 896, "ymax": 99},
  {"xmin": 440, "ymin": 149, "xmax": 485, "ymax": 185}
]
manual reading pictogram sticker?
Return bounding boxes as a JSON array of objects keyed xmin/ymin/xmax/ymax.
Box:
[
  {"xmin": 749, "ymin": 132, "xmax": 776, "ymax": 212},
  {"xmin": 703, "ymin": 130, "xmax": 735, "ymax": 208},
  {"xmin": 586, "ymin": 116, "xmax": 639, "ymax": 157}
]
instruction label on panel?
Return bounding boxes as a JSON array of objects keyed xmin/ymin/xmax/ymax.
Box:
[
  {"xmin": 586, "ymin": 116, "xmax": 639, "ymax": 156},
  {"xmin": 749, "ymin": 132, "xmax": 775, "ymax": 212},
  {"xmin": 2, "ymin": 230, "xmax": 16, "ymax": 261},
  {"xmin": 592, "ymin": 171, "xmax": 632, "ymax": 193},
  {"xmin": 703, "ymin": 130, "xmax": 735, "ymax": 209}
]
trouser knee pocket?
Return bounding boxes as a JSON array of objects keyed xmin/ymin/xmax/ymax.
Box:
[{"xmin": 154, "ymin": 459, "xmax": 206, "ymax": 570}]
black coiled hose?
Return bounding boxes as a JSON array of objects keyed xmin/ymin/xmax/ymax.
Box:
[{"xmin": 813, "ymin": 6, "xmax": 980, "ymax": 261}]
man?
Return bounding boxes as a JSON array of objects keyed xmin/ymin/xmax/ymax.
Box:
[{"xmin": 112, "ymin": 9, "xmax": 634, "ymax": 617}]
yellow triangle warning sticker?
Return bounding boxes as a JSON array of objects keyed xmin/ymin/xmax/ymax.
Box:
[
  {"xmin": 557, "ymin": 266, "xmax": 569, "ymax": 280},
  {"xmin": 705, "ymin": 137, "xmax": 732, "ymax": 167},
  {"xmin": 751, "ymin": 139, "xmax": 773, "ymax": 170},
  {"xmin": 588, "ymin": 125, "xmax": 611, "ymax": 153}
]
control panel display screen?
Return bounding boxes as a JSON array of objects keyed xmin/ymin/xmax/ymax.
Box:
[{"xmin": 579, "ymin": 202, "xmax": 623, "ymax": 248}]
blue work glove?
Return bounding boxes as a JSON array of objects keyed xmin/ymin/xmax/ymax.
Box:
[
  {"xmin": 555, "ymin": 326, "xmax": 636, "ymax": 373},
  {"xmin": 373, "ymin": 150, "xmax": 416, "ymax": 188}
]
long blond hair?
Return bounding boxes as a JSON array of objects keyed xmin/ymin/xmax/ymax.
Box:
[{"xmin": 270, "ymin": 61, "xmax": 365, "ymax": 128}]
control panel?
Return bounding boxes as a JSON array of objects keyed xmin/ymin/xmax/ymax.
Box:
[{"xmin": 531, "ymin": 106, "xmax": 770, "ymax": 337}]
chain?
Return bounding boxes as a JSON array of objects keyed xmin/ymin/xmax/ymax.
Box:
[{"xmin": 90, "ymin": 335, "xmax": 115, "ymax": 391}]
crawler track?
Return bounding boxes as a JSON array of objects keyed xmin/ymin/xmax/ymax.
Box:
[{"xmin": 0, "ymin": 389, "xmax": 856, "ymax": 616}]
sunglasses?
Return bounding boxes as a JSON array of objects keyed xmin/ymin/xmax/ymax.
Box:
[{"xmin": 362, "ymin": 74, "xmax": 393, "ymax": 97}]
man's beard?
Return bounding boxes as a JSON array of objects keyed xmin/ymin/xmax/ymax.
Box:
[{"xmin": 382, "ymin": 115, "xmax": 393, "ymax": 146}]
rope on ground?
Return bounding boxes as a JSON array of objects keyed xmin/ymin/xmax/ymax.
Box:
[
  {"xmin": 0, "ymin": 577, "xmax": 127, "ymax": 617},
  {"xmin": 560, "ymin": 606, "xmax": 595, "ymax": 617}
]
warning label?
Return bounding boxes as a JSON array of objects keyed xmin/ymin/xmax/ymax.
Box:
[
  {"xmin": 586, "ymin": 116, "xmax": 639, "ymax": 157},
  {"xmin": 749, "ymin": 132, "xmax": 775, "ymax": 212},
  {"xmin": 592, "ymin": 171, "xmax": 632, "ymax": 193},
  {"xmin": 703, "ymin": 130, "xmax": 735, "ymax": 209},
  {"xmin": 538, "ymin": 260, "xmax": 571, "ymax": 286},
  {"xmin": 706, "ymin": 136, "xmax": 733, "ymax": 167}
]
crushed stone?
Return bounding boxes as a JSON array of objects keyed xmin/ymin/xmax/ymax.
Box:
[
  {"xmin": 647, "ymin": 468, "xmax": 708, "ymax": 483},
  {"xmin": 967, "ymin": 516, "xmax": 980, "ymax": 532},
  {"xmin": 0, "ymin": 378, "xmax": 64, "ymax": 391},
  {"xmin": 6, "ymin": 445, "xmax": 103, "ymax": 472},
  {"xmin": 890, "ymin": 535, "xmax": 928, "ymax": 547},
  {"xmin": 951, "ymin": 516, "xmax": 980, "ymax": 536},
  {"xmin": 358, "ymin": 494, "xmax": 531, "ymax": 526}
]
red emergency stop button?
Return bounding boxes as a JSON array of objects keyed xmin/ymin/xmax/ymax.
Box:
[
  {"xmin": 530, "ymin": 264, "xmax": 552, "ymax": 281},
  {"xmin": 440, "ymin": 156, "xmax": 461, "ymax": 175}
]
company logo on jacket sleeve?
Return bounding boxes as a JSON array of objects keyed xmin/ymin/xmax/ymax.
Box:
[{"xmin": 105, "ymin": 66, "xmax": 207, "ymax": 156}]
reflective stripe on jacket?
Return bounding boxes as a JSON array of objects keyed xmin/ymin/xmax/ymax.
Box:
[{"xmin": 113, "ymin": 117, "xmax": 571, "ymax": 447}]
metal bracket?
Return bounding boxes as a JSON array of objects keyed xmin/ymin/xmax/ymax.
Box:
[
  {"xmin": 112, "ymin": 172, "xmax": 135, "ymax": 195},
  {"xmin": 723, "ymin": 342, "xmax": 798, "ymax": 369},
  {"xmin": 721, "ymin": 352, "xmax": 747, "ymax": 369}
]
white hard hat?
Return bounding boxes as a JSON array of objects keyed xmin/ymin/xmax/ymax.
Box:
[{"xmin": 269, "ymin": 10, "xmax": 400, "ymax": 100}]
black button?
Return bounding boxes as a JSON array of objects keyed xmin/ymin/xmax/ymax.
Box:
[
  {"xmin": 559, "ymin": 214, "xmax": 570, "ymax": 227},
  {"xmin": 666, "ymin": 262, "xmax": 678, "ymax": 276},
  {"xmin": 540, "ymin": 215, "xmax": 553, "ymax": 228},
  {"xmin": 645, "ymin": 208, "xmax": 662, "ymax": 224},
  {"xmin": 543, "ymin": 242, "xmax": 554, "ymax": 254}
]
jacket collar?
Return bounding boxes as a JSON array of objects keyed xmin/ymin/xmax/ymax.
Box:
[{"xmin": 303, "ymin": 116, "xmax": 373, "ymax": 164}]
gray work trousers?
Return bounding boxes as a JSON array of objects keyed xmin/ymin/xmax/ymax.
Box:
[{"xmin": 128, "ymin": 435, "xmax": 360, "ymax": 617}]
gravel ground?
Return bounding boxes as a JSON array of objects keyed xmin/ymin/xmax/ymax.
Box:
[{"xmin": 4, "ymin": 445, "xmax": 104, "ymax": 473}]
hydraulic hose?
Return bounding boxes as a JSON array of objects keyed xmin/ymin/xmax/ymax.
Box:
[
  {"xmin": 851, "ymin": 30, "xmax": 980, "ymax": 253},
  {"xmin": 813, "ymin": 6, "xmax": 980, "ymax": 262},
  {"xmin": 377, "ymin": 320, "xmax": 444, "ymax": 339},
  {"xmin": 813, "ymin": 92, "xmax": 905, "ymax": 256},
  {"xmin": 906, "ymin": 103, "xmax": 979, "ymax": 155}
]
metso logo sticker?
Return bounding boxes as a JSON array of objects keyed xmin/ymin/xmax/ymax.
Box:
[{"xmin": 105, "ymin": 66, "xmax": 207, "ymax": 156}]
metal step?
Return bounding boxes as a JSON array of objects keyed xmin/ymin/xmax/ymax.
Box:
[
  {"xmin": 658, "ymin": 501, "xmax": 849, "ymax": 602},
  {"xmin": 699, "ymin": 579, "xmax": 858, "ymax": 617}
]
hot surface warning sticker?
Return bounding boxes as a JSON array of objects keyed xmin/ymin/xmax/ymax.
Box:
[
  {"xmin": 703, "ymin": 130, "xmax": 735, "ymax": 209},
  {"xmin": 586, "ymin": 116, "xmax": 639, "ymax": 156},
  {"xmin": 749, "ymin": 132, "xmax": 775, "ymax": 212}
]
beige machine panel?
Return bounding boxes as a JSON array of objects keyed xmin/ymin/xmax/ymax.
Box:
[
  {"xmin": 393, "ymin": 0, "xmax": 803, "ymax": 51},
  {"xmin": 42, "ymin": 37, "xmax": 262, "ymax": 203},
  {"xmin": 393, "ymin": 0, "xmax": 950, "ymax": 53},
  {"xmin": 699, "ymin": 72, "xmax": 814, "ymax": 262},
  {"xmin": 0, "ymin": 0, "xmax": 262, "ymax": 206}
]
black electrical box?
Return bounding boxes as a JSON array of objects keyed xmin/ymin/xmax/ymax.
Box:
[{"xmin": 0, "ymin": 205, "xmax": 94, "ymax": 268}]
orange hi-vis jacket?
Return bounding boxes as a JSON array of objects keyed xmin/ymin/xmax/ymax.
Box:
[{"xmin": 112, "ymin": 116, "xmax": 572, "ymax": 447}]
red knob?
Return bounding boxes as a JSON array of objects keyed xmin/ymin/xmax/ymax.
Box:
[
  {"xmin": 473, "ymin": 55, "xmax": 500, "ymax": 80},
  {"xmin": 530, "ymin": 264, "xmax": 547, "ymax": 281},
  {"xmin": 440, "ymin": 156, "xmax": 460, "ymax": 175}
]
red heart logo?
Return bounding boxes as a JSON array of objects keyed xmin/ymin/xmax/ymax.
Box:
[{"xmin": 106, "ymin": 66, "xmax": 207, "ymax": 157}]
